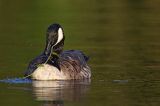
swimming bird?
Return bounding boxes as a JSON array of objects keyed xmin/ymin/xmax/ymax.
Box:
[{"xmin": 24, "ymin": 23, "xmax": 91, "ymax": 80}]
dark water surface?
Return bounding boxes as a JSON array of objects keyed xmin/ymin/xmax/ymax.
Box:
[{"xmin": 0, "ymin": 0, "xmax": 160, "ymax": 106}]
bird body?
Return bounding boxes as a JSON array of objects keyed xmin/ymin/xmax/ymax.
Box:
[
  {"xmin": 24, "ymin": 24, "xmax": 91, "ymax": 80},
  {"xmin": 32, "ymin": 64, "xmax": 66, "ymax": 80},
  {"xmin": 31, "ymin": 50, "xmax": 91, "ymax": 80}
]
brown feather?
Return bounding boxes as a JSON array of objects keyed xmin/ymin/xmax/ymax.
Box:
[{"xmin": 58, "ymin": 50, "xmax": 91, "ymax": 79}]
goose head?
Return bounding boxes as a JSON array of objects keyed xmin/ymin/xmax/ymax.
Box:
[{"xmin": 44, "ymin": 23, "xmax": 65, "ymax": 56}]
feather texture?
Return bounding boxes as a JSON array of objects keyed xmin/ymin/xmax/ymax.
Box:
[{"xmin": 30, "ymin": 50, "xmax": 91, "ymax": 80}]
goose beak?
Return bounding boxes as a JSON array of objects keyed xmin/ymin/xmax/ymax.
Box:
[{"xmin": 45, "ymin": 42, "xmax": 52, "ymax": 56}]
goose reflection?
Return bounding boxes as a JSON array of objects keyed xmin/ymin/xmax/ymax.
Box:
[{"xmin": 32, "ymin": 79, "xmax": 90, "ymax": 106}]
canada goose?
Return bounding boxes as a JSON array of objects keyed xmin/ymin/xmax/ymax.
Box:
[{"xmin": 24, "ymin": 23, "xmax": 91, "ymax": 80}]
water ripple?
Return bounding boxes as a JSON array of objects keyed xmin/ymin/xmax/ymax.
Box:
[{"xmin": 0, "ymin": 78, "xmax": 32, "ymax": 84}]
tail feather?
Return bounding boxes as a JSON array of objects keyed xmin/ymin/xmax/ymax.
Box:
[
  {"xmin": 80, "ymin": 52, "xmax": 89, "ymax": 62},
  {"xmin": 84, "ymin": 55, "xmax": 89, "ymax": 62}
]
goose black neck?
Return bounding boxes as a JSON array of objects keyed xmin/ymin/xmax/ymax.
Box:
[{"xmin": 44, "ymin": 42, "xmax": 52, "ymax": 56}]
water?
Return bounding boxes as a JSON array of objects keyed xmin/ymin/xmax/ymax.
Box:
[{"xmin": 0, "ymin": 0, "xmax": 160, "ymax": 106}]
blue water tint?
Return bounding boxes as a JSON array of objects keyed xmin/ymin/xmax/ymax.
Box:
[{"xmin": 0, "ymin": 78, "xmax": 32, "ymax": 84}]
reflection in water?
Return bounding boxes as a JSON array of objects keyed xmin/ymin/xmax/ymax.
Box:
[{"xmin": 32, "ymin": 80, "xmax": 90, "ymax": 105}]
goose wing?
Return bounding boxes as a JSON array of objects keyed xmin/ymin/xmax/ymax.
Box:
[
  {"xmin": 24, "ymin": 54, "xmax": 48, "ymax": 77},
  {"xmin": 58, "ymin": 50, "xmax": 91, "ymax": 79}
]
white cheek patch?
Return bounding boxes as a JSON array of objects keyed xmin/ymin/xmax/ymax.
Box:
[{"xmin": 54, "ymin": 28, "xmax": 64, "ymax": 46}]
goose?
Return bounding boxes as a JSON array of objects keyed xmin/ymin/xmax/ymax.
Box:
[{"xmin": 24, "ymin": 23, "xmax": 91, "ymax": 80}]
